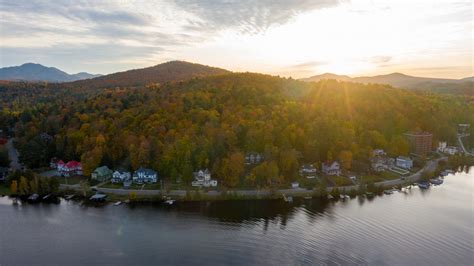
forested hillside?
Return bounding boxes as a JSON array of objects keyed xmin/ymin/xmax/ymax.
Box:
[
  {"xmin": 1, "ymin": 73, "xmax": 473, "ymax": 187},
  {"xmin": 66, "ymin": 61, "xmax": 230, "ymax": 89}
]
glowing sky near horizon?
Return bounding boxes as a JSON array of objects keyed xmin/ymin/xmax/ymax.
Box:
[{"xmin": 0, "ymin": 0, "xmax": 472, "ymax": 78}]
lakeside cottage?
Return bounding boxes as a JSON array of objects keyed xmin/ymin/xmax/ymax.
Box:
[
  {"xmin": 133, "ymin": 168, "xmax": 157, "ymax": 184},
  {"xmin": 370, "ymin": 157, "xmax": 394, "ymax": 172},
  {"xmin": 91, "ymin": 166, "xmax": 113, "ymax": 182},
  {"xmin": 437, "ymin": 141, "xmax": 458, "ymax": 155},
  {"xmin": 322, "ymin": 161, "xmax": 341, "ymax": 176},
  {"xmin": 57, "ymin": 160, "xmax": 82, "ymax": 176},
  {"xmin": 111, "ymin": 170, "xmax": 131, "ymax": 183},
  {"xmin": 372, "ymin": 149, "xmax": 386, "ymax": 157},
  {"xmin": 192, "ymin": 169, "xmax": 218, "ymax": 187},
  {"xmin": 299, "ymin": 164, "xmax": 317, "ymax": 179},
  {"xmin": 245, "ymin": 152, "xmax": 264, "ymax": 165},
  {"xmin": 50, "ymin": 157, "xmax": 59, "ymax": 169},
  {"xmin": 396, "ymin": 156, "xmax": 413, "ymax": 169}
]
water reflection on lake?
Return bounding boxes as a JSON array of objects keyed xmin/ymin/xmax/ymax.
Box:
[{"xmin": 1, "ymin": 168, "xmax": 473, "ymax": 265}]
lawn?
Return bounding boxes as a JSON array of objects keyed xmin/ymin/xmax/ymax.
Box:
[
  {"xmin": 380, "ymin": 171, "xmax": 400, "ymax": 180},
  {"xmin": 0, "ymin": 184, "xmax": 10, "ymax": 195},
  {"xmin": 326, "ymin": 175, "xmax": 353, "ymax": 186},
  {"xmin": 59, "ymin": 175, "xmax": 88, "ymax": 185},
  {"xmin": 358, "ymin": 175, "xmax": 385, "ymax": 183}
]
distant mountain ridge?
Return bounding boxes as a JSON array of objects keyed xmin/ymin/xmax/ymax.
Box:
[
  {"xmin": 68, "ymin": 61, "xmax": 230, "ymax": 88},
  {"xmin": 0, "ymin": 63, "xmax": 101, "ymax": 82},
  {"xmin": 301, "ymin": 72, "xmax": 473, "ymax": 89}
]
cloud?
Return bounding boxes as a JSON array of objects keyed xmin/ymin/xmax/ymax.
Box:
[
  {"xmin": 288, "ymin": 61, "xmax": 328, "ymax": 69},
  {"xmin": 371, "ymin": 56, "xmax": 392, "ymax": 64},
  {"xmin": 173, "ymin": 0, "xmax": 343, "ymax": 34}
]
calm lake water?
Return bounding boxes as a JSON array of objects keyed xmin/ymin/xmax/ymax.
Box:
[{"xmin": 1, "ymin": 168, "xmax": 473, "ymax": 265}]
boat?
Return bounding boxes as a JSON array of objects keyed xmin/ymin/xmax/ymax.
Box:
[
  {"xmin": 165, "ymin": 199, "xmax": 176, "ymax": 205},
  {"xmin": 124, "ymin": 199, "xmax": 130, "ymax": 204},
  {"xmin": 418, "ymin": 181, "xmax": 430, "ymax": 189},
  {"xmin": 327, "ymin": 195, "xmax": 334, "ymax": 200},
  {"xmin": 114, "ymin": 201, "xmax": 122, "ymax": 206},
  {"xmin": 339, "ymin": 194, "xmax": 345, "ymax": 200},
  {"xmin": 65, "ymin": 194, "xmax": 75, "ymax": 200},
  {"xmin": 89, "ymin": 193, "xmax": 107, "ymax": 202},
  {"xmin": 445, "ymin": 169, "xmax": 455, "ymax": 174},
  {"xmin": 430, "ymin": 178, "xmax": 444, "ymax": 185},
  {"xmin": 28, "ymin": 194, "xmax": 40, "ymax": 202},
  {"xmin": 42, "ymin": 194, "xmax": 51, "ymax": 200},
  {"xmin": 439, "ymin": 171, "xmax": 448, "ymax": 177},
  {"xmin": 384, "ymin": 190, "xmax": 393, "ymax": 195}
]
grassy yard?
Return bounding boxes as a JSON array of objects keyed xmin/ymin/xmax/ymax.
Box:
[
  {"xmin": 326, "ymin": 175, "xmax": 353, "ymax": 186},
  {"xmin": 0, "ymin": 184, "xmax": 10, "ymax": 195},
  {"xmin": 59, "ymin": 175, "xmax": 88, "ymax": 185},
  {"xmin": 380, "ymin": 171, "xmax": 400, "ymax": 180},
  {"xmin": 358, "ymin": 175, "xmax": 385, "ymax": 183}
]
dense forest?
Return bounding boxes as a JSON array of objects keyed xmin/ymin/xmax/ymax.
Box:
[{"xmin": 1, "ymin": 73, "xmax": 473, "ymax": 187}]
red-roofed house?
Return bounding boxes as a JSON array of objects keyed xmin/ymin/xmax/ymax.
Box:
[{"xmin": 58, "ymin": 160, "xmax": 82, "ymax": 176}]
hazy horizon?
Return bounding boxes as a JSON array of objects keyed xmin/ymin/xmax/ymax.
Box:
[{"xmin": 0, "ymin": 0, "xmax": 472, "ymax": 79}]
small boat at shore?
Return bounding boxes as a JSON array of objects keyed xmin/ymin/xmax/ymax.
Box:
[
  {"xmin": 430, "ymin": 178, "xmax": 444, "ymax": 185},
  {"xmin": 384, "ymin": 190, "xmax": 393, "ymax": 195},
  {"xmin": 114, "ymin": 201, "xmax": 122, "ymax": 206},
  {"xmin": 165, "ymin": 199, "xmax": 176, "ymax": 205},
  {"xmin": 65, "ymin": 194, "xmax": 75, "ymax": 200},
  {"xmin": 28, "ymin": 194, "xmax": 40, "ymax": 203},
  {"xmin": 418, "ymin": 181, "xmax": 430, "ymax": 189},
  {"xmin": 327, "ymin": 195, "xmax": 334, "ymax": 200}
]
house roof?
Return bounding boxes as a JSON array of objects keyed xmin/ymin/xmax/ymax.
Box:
[
  {"xmin": 65, "ymin": 161, "xmax": 81, "ymax": 168},
  {"xmin": 323, "ymin": 161, "xmax": 339, "ymax": 168},
  {"xmin": 135, "ymin": 167, "xmax": 157, "ymax": 175},
  {"xmin": 94, "ymin": 166, "xmax": 112, "ymax": 175},
  {"xmin": 397, "ymin": 156, "xmax": 412, "ymax": 161}
]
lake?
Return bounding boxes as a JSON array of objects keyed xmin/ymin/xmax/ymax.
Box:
[{"xmin": 1, "ymin": 168, "xmax": 473, "ymax": 265}]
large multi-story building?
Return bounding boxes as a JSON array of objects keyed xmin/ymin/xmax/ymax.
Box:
[{"xmin": 404, "ymin": 132, "xmax": 433, "ymax": 156}]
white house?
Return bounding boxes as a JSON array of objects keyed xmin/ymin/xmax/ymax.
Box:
[
  {"xmin": 111, "ymin": 170, "xmax": 131, "ymax": 183},
  {"xmin": 438, "ymin": 142, "xmax": 458, "ymax": 155},
  {"xmin": 132, "ymin": 168, "xmax": 157, "ymax": 184},
  {"xmin": 291, "ymin": 181, "xmax": 299, "ymax": 188},
  {"xmin": 192, "ymin": 169, "xmax": 218, "ymax": 187},
  {"xmin": 245, "ymin": 152, "xmax": 264, "ymax": 165},
  {"xmin": 370, "ymin": 157, "xmax": 394, "ymax": 172},
  {"xmin": 299, "ymin": 164, "xmax": 317, "ymax": 178},
  {"xmin": 372, "ymin": 149, "xmax": 386, "ymax": 157},
  {"xmin": 396, "ymin": 156, "xmax": 413, "ymax": 169},
  {"xmin": 322, "ymin": 161, "xmax": 341, "ymax": 176}
]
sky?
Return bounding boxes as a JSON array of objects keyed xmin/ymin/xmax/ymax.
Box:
[{"xmin": 0, "ymin": 0, "xmax": 472, "ymax": 78}]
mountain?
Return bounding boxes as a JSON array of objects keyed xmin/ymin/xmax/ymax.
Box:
[
  {"xmin": 71, "ymin": 72, "xmax": 102, "ymax": 80},
  {"xmin": 300, "ymin": 73, "xmax": 351, "ymax": 82},
  {"xmin": 68, "ymin": 60, "xmax": 230, "ymax": 88},
  {"xmin": 301, "ymin": 72, "xmax": 474, "ymax": 93},
  {"xmin": 0, "ymin": 63, "xmax": 100, "ymax": 82}
]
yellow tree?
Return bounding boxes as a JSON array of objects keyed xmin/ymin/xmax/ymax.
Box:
[
  {"xmin": 339, "ymin": 150, "xmax": 353, "ymax": 171},
  {"xmin": 19, "ymin": 176, "xmax": 29, "ymax": 196},
  {"xmin": 10, "ymin": 180, "xmax": 18, "ymax": 195}
]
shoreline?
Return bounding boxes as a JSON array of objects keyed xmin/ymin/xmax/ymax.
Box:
[{"xmin": 56, "ymin": 157, "xmax": 450, "ymax": 203}]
